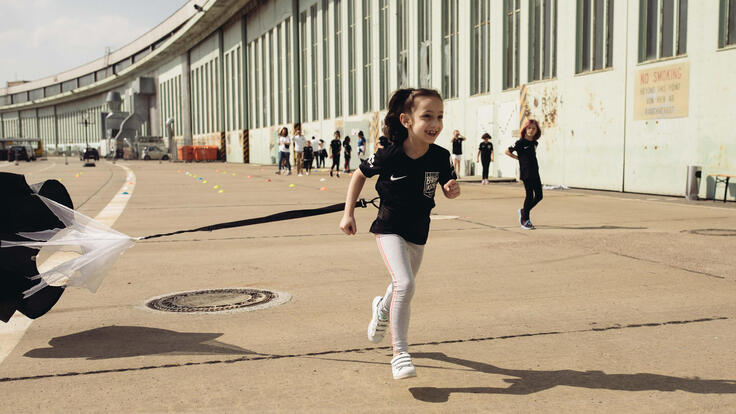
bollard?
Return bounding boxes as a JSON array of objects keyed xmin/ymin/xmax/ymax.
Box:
[{"xmin": 685, "ymin": 165, "xmax": 701, "ymax": 200}]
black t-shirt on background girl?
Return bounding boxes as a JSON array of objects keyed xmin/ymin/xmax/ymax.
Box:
[
  {"xmin": 330, "ymin": 139, "xmax": 342, "ymax": 155},
  {"xmin": 303, "ymin": 146, "xmax": 314, "ymax": 160},
  {"xmin": 451, "ymin": 138, "xmax": 463, "ymax": 155},
  {"xmin": 344, "ymin": 142, "xmax": 352, "ymax": 158},
  {"xmin": 508, "ymin": 139, "xmax": 539, "ymax": 180},
  {"xmin": 359, "ymin": 142, "xmax": 457, "ymax": 245},
  {"xmin": 479, "ymin": 142, "xmax": 493, "ymax": 159}
]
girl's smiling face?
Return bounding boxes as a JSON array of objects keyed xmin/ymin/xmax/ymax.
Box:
[{"xmin": 401, "ymin": 96, "xmax": 444, "ymax": 145}]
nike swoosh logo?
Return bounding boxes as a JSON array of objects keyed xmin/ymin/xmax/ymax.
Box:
[{"xmin": 390, "ymin": 175, "xmax": 407, "ymax": 181}]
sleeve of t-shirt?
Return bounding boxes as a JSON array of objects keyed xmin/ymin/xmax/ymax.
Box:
[
  {"xmin": 439, "ymin": 148, "xmax": 457, "ymax": 185},
  {"xmin": 508, "ymin": 139, "xmax": 521, "ymax": 154},
  {"xmin": 359, "ymin": 146, "xmax": 395, "ymax": 178},
  {"xmin": 489, "ymin": 143, "xmax": 494, "ymax": 151}
]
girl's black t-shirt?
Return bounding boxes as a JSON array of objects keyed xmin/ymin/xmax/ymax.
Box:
[
  {"xmin": 303, "ymin": 146, "xmax": 314, "ymax": 160},
  {"xmin": 359, "ymin": 142, "xmax": 456, "ymax": 245},
  {"xmin": 344, "ymin": 143, "xmax": 352, "ymax": 157},
  {"xmin": 330, "ymin": 139, "xmax": 342, "ymax": 154},
  {"xmin": 479, "ymin": 142, "xmax": 493, "ymax": 158},
  {"xmin": 451, "ymin": 138, "xmax": 463, "ymax": 155},
  {"xmin": 508, "ymin": 138, "xmax": 539, "ymax": 179}
]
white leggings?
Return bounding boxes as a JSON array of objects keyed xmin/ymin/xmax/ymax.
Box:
[{"xmin": 375, "ymin": 234, "xmax": 424, "ymax": 354}]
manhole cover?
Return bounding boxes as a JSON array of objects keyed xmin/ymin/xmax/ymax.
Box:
[
  {"xmin": 686, "ymin": 229, "xmax": 736, "ymax": 237},
  {"xmin": 145, "ymin": 288, "xmax": 290, "ymax": 314}
]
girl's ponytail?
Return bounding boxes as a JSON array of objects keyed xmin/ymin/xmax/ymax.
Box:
[{"xmin": 382, "ymin": 88, "xmax": 442, "ymax": 144}]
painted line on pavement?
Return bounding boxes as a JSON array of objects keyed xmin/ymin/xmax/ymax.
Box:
[{"xmin": 0, "ymin": 163, "xmax": 136, "ymax": 366}]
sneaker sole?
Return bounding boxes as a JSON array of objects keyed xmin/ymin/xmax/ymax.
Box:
[
  {"xmin": 393, "ymin": 369, "xmax": 417, "ymax": 380},
  {"xmin": 367, "ymin": 296, "xmax": 386, "ymax": 343}
]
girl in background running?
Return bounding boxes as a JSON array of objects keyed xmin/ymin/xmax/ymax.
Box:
[
  {"xmin": 505, "ymin": 119, "xmax": 542, "ymax": 230},
  {"xmin": 340, "ymin": 88, "xmax": 460, "ymax": 380}
]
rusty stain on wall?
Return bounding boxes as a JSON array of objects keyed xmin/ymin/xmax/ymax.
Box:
[{"xmin": 526, "ymin": 86, "xmax": 558, "ymax": 129}]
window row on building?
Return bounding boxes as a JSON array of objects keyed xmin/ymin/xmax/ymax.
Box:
[
  {"xmin": 236, "ymin": 0, "xmax": 736, "ymax": 131},
  {"xmin": 4, "ymin": 0, "xmax": 735, "ymax": 138},
  {"xmin": 159, "ymin": 75, "xmax": 184, "ymax": 136}
]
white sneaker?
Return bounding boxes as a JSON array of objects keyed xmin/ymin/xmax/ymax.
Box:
[
  {"xmin": 391, "ymin": 352, "xmax": 417, "ymax": 380},
  {"xmin": 367, "ymin": 296, "xmax": 388, "ymax": 343},
  {"xmin": 521, "ymin": 219, "xmax": 535, "ymax": 230},
  {"xmin": 298, "ymin": 173, "xmax": 303, "ymax": 177}
]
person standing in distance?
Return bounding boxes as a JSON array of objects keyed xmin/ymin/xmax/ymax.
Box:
[
  {"xmin": 310, "ymin": 136, "xmax": 320, "ymax": 170},
  {"xmin": 292, "ymin": 125, "xmax": 306, "ymax": 176},
  {"xmin": 339, "ymin": 88, "xmax": 460, "ymax": 380},
  {"xmin": 450, "ymin": 130, "xmax": 465, "ymax": 178},
  {"xmin": 476, "ymin": 133, "xmax": 494, "ymax": 185},
  {"xmin": 277, "ymin": 127, "xmax": 291, "ymax": 175},
  {"xmin": 357, "ymin": 130, "xmax": 367, "ymax": 160},
  {"xmin": 505, "ymin": 119, "xmax": 543, "ymax": 230},
  {"xmin": 329, "ymin": 131, "xmax": 342, "ymax": 177}
]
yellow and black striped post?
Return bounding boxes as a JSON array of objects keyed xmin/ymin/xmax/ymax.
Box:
[{"xmin": 519, "ymin": 84, "xmax": 528, "ymax": 130}]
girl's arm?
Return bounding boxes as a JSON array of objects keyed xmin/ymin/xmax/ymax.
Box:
[
  {"xmin": 476, "ymin": 149, "xmax": 481, "ymax": 162},
  {"xmin": 340, "ymin": 169, "xmax": 367, "ymax": 235},
  {"xmin": 491, "ymin": 149, "xmax": 494, "ymax": 162},
  {"xmin": 505, "ymin": 148, "xmax": 518, "ymax": 160}
]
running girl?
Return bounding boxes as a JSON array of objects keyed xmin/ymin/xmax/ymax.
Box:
[
  {"xmin": 339, "ymin": 88, "xmax": 460, "ymax": 380},
  {"xmin": 505, "ymin": 119, "xmax": 542, "ymax": 230}
]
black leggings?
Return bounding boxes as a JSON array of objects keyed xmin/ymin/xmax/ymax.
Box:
[
  {"xmin": 522, "ymin": 175, "xmax": 543, "ymax": 219},
  {"xmin": 481, "ymin": 156, "xmax": 491, "ymax": 179},
  {"xmin": 331, "ymin": 153, "xmax": 340, "ymax": 171}
]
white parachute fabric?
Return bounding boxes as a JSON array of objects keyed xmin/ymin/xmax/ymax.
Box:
[{"xmin": 1, "ymin": 195, "xmax": 135, "ymax": 298}]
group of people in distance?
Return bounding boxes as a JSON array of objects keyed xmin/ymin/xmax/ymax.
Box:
[
  {"xmin": 275, "ymin": 125, "xmax": 368, "ymax": 177},
  {"xmin": 338, "ymin": 87, "xmax": 544, "ymax": 380}
]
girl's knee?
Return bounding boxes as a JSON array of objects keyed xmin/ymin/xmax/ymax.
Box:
[{"xmin": 392, "ymin": 278, "xmax": 415, "ymax": 297}]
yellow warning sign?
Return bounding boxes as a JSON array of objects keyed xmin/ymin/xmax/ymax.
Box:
[{"xmin": 634, "ymin": 62, "xmax": 689, "ymax": 120}]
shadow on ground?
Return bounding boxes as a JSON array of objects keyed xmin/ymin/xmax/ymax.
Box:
[
  {"xmin": 409, "ymin": 352, "xmax": 736, "ymax": 403},
  {"xmin": 24, "ymin": 326, "xmax": 252, "ymax": 360}
]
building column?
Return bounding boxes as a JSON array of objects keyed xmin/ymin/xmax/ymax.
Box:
[
  {"xmin": 181, "ymin": 53, "xmax": 193, "ymax": 146},
  {"xmin": 218, "ymin": 28, "xmax": 225, "ymax": 133},
  {"xmin": 241, "ymin": 15, "xmax": 250, "ymax": 129},
  {"xmin": 292, "ymin": 0, "xmax": 301, "ymax": 123},
  {"xmin": 53, "ymin": 106, "xmax": 59, "ymax": 150}
]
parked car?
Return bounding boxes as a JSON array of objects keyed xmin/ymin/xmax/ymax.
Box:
[
  {"xmin": 8, "ymin": 145, "xmax": 35, "ymax": 161},
  {"xmin": 141, "ymin": 146, "xmax": 169, "ymax": 160},
  {"xmin": 80, "ymin": 147, "xmax": 100, "ymax": 162}
]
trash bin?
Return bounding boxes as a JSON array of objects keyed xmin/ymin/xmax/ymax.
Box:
[{"xmin": 685, "ymin": 165, "xmax": 701, "ymax": 200}]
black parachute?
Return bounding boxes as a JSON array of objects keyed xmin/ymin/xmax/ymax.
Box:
[
  {"xmin": 0, "ymin": 172, "xmax": 72, "ymax": 322},
  {"xmin": 1, "ymin": 171, "xmax": 376, "ymax": 323}
]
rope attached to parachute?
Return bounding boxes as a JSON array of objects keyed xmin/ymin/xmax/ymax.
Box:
[{"xmin": 139, "ymin": 197, "xmax": 380, "ymax": 241}]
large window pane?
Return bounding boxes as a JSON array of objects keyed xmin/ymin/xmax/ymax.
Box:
[
  {"xmin": 677, "ymin": 0, "xmax": 688, "ymax": 54},
  {"xmin": 661, "ymin": 0, "xmax": 675, "ymax": 58}
]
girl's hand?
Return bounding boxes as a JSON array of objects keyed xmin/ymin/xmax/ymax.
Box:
[
  {"xmin": 442, "ymin": 179, "xmax": 460, "ymax": 199},
  {"xmin": 340, "ymin": 214, "xmax": 357, "ymax": 235}
]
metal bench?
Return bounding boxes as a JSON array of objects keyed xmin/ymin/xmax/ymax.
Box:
[{"xmin": 709, "ymin": 174, "xmax": 734, "ymax": 203}]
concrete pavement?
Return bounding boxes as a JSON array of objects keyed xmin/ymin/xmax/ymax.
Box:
[{"xmin": 1, "ymin": 158, "xmax": 735, "ymax": 413}]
